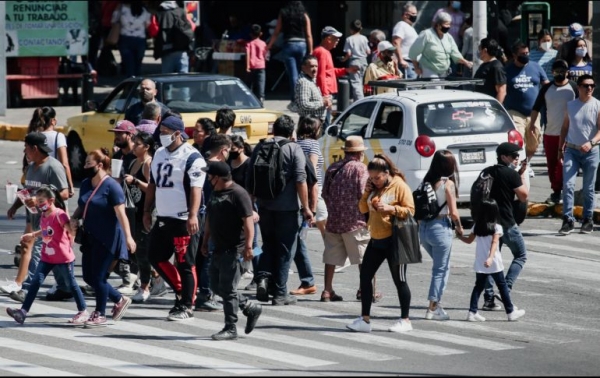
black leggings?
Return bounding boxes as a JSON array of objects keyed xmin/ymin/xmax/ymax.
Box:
[{"xmin": 360, "ymin": 236, "xmax": 411, "ymax": 319}]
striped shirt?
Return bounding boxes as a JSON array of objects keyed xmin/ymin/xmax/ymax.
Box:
[
  {"xmin": 151, "ymin": 143, "xmax": 206, "ymax": 220},
  {"xmin": 297, "ymin": 138, "xmax": 324, "ymax": 186}
]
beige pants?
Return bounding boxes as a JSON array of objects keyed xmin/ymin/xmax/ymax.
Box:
[{"xmin": 508, "ymin": 109, "xmax": 541, "ymax": 157}]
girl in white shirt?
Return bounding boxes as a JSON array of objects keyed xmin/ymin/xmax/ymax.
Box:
[{"xmin": 457, "ymin": 199, "xmax": 526, "ymax": 322}]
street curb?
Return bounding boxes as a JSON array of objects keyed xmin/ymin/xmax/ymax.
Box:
[
  {"xmin": 0, "ymin": 124, "xmax": 66, "ymax": 142},
  {"xmin": 527, "ymin": 202, "xmax": 600, "ymax": 223}
]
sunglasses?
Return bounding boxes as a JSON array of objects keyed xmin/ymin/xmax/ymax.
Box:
[{"xmin": 580, "ymin": 84, "xmax": 596, "ymax": 89}]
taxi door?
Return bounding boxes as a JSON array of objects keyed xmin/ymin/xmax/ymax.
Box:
[{"xmin": 363, "ymin": 101, "xmax": 409, "ymax": 164}]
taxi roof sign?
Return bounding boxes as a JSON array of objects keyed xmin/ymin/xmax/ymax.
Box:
[{"xmin": 367, "ymin": 78, "xmax": 484, "ymax": 90}]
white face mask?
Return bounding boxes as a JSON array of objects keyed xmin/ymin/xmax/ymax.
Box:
[
  {"xmin": 540, "ymin": 41, "xmax": 552, "ymax": 51},
  {"xmin": 509, "ymin": 162, "xmax": 518, "ymax": 170},
  {"xmin": 159, "ymin": 133, "xmax": 174, "ymax": 148}
]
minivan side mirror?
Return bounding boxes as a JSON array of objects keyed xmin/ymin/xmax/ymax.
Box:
[
  {"xmin": 326, "ymin": 125, "xmax": 339, "ymax": 137},
  {"xmin": 84, "ymin": 100, "xmax": 98, "ymax": 112}
]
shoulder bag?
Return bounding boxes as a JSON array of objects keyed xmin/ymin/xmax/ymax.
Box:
[
  {"xmin": 391, "ymin": 212, "xmax": 422, "ymax": 265},
  {"xmin": 74, "ymin": 175, "xmax": 108, "ymax": 246}
]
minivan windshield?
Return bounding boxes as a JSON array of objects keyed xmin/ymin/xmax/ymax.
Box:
[{"xmin": 416, "ymin": 100, "xmax": 514, "ymax": 136}]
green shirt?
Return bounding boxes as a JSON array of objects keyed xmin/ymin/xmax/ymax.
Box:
[{"xmin": 408, "ymin": 28, "xmax": 464, "ymax": 75}]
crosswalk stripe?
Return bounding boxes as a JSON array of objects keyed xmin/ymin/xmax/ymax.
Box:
[
  {"xmin": 126, "ymin": 307, "xmax": 399, "ymax": 362},
  {"xmin": 0, "ymin": 336, "xmax": 186, "ymax": 376},
  {"xmin": 0, "ymin": 355, "xmax": 80, "ymax": 376},
  {"xmin": 404, "ymin": 329, "xmax": 522, "ymax": 351}
]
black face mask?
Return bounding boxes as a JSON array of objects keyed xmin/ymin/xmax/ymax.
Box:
[
  {"xmin": 517, "ymin": 55, "xmax": 530, "ymax": 65},
  {"xmin": 440, "ymin": 26, "xmax": 450, "ymax": 34},
  {"xmin": 83, "ymin": 166, "xmax": 98, "ymax": 179},
  {"xmin": 228, "ymin": 150, "xmax": 241, "ymax": 160},
  {"xmin": 554, "ymin": 74, "xmax": 566, "ymax": 82},
  {"xmin": 408, "ymin": 15, "xmax": 417, "ymax": 23}
]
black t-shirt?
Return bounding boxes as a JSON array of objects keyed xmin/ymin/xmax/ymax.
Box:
[
  {"xmin": 474, "ymin": 60, "xmax": 506, "ymax": 99},
  {"xmin": 207, "ymin": 182, "xmax": 254, "ymax": 252},
  {"xmin": 489, "ymin": 164, "xmax": 523, "ymax": 229},
  {"xmin": 230, "ymin": 159, "xmax": 250, "ymax": 188}
]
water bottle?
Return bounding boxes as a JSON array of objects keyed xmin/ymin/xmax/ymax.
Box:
[{"xmin": 299, "ymin": 221, "xmax": 309, "ymax": 240}]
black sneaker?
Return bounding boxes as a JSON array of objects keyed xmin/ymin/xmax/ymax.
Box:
[
  {"xmin": 45, "ymin": 289, "xmax": 73, "ymax": 301},
  {"xmin": 272, "ymin": 295, "xmax": 297, "ymax": 306},
  {"xmin": 242, "ymin": 302, "xmax": 262, "ymax": 334},
  {"xmin": 169, "ymin": 297, "xmax": 182, "ymax": 315},
  {"xmin": 550, "ymin": 191, "xmax": 562, "ymax": 204},
  {"xmin": 581, "ymin": 218, "xmax": 594, "ymax": 234},
  {"xmin": 559, "ymin": 217, "xmax": 575, "ymax": 235},
  {"xmin": 167, "ymin": 305, "xmax": 194, "ymax": 321},
  {"xmin": 9, "ymin": 290, "xmax": 25, "ymax": 303},
  {"xmin": 256, "ymin": 277, "xmax": 270, "ymax": 302},
  {"xmin": 481, "ymin": 300, "xmax": 502, "ymax": 311},
  {"xmin": 211, "ymin": 324, "xmax": 238, "ymax": 341}
]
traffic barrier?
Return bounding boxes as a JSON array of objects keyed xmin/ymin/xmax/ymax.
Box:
[{"xmin": 0, "ymin": 124, "xmax": 66, "ymax": 142}]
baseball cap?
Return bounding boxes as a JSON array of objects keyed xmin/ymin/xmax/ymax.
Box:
[
  {"xmin": 25, "ymin": 132, "xmax": 52, "ymax": 154},
  {"xmin": 109, "ymin": 120, "xmax": 137, "ymax": 134},
  {"xmin": 569, "ymin": 22, "xmax": 584, "ymax": 37},
  {"xmin": 160, "ymin": 115, "xmax": 189, "ymax": 139},
  {"xmin": 201, "ymin": 161, "xmax": 231, "ymax": 177},
  {"xmin": 496, "ymin": 142, "xmax": 522, "ymax": 156},
  {"xmin": 321, "ymin": 26, "xmax": 342, "ymax": 38},
  {"xmin": 378, "ymin": 40, "xmax": 395, "ymax": 52}
]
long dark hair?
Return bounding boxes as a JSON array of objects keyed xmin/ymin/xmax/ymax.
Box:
[
  {"xmin": 473, "ymin": 199, "xmax": 499, "ymax": 237},
  {"xmin": 422, "ymin": 149, "xmax": 459, "ymax": 196},
  {"xmin": 28, "ymin": 106, "xmax": 56, "ymax": 132},
  {"xmin": 568, "ymin": 37, "xmax": 591, "ymax": 64},
  {"xmin": 229, "ymin": 134, "xmax": 252, "ymax": 156},
  {"xmin": 133, "ymin": 131, "xmax": 156, "ymax": 157},
  {"xmin": 35, "ymin": 185, "xmax": 66, "ymax": 211},
  {"xmin": 367, "ymin": 154, "xmax": 405, "ymax": 181}
]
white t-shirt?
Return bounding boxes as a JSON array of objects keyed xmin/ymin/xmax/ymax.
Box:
[
  {"xmin": 42, "ymin": 130, "xmax": 67, "ymax": 159},
  {"xmin": 112, "ymin": 4, "xmax": 151, "ymax": 39},
  {"xmin": 473, "ymin": 224, "xmax": 505, "ymax": 274},
  {"xmin": 392, "ymin": 21, "xmax": 418, "ymax": 60}
]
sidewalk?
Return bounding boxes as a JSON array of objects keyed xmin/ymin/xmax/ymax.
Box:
[{"xmin": 0, "ymin": 49, "xmax": 297, "ymax": 141}]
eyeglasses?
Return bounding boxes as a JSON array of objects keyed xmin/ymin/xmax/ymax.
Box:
[{"xmin": 580, "ymin": 84, "xmax": 596, "ymax": 89}]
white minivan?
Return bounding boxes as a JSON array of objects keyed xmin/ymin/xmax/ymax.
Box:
[{"xmin": 319, "ymin": 87, "xmax": 525, "ymax": 203}]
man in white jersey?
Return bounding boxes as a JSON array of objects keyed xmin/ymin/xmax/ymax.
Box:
[{"xmin": 143, "ymin": 115, "xmax": 206, "ymax": 320}]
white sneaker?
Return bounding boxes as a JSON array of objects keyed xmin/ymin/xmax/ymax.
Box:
[
  {"xmin": 46, "ymin": 284, "xmax": 57, "ymax": 295},
  {"xmin": 346, "ymin": 317, "xmax": 372, "ymax": 333},
  {"xmin": 507, "ymin": 308, "xmax": 526, "ymax": 321},
  {"xmin": 150, "ymin": 276, "xmax": 168, "ymax": 297},
  {"xmin": 0, "ymin": 281, "xmax": 22, "ymax": 294},
  {"xmin": 69, "ymin": 310, "xmax": 89, "ymax": 325},
  {"xmin": 389, "ymin": 318, "xmax": 413, "ymax": 333},
  {"xmin": 241, "ymin": 271, "xmax": 254, "ymax": 280},
  {"xmin": 131, "ymin": 288, "xmax": 150, "ymax": 303},
  {"xmin": 425, "ymin": 305, "xmax": 450, "ymax": 320},
  {"xmin": 117, "ymin": 285, "xmax": 135, "ymax": 295},
  {"xmin": 467, "ymin": 311, "xmax": 486, "ymax": 322}
]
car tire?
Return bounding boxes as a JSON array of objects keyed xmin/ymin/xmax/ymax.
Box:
[{"xmin": 67, "ymin": 133, "xmax": 86, "ymax": 181}]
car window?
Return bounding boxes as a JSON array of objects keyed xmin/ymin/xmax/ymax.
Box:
[
  {"xmin": 371, "ymin": 103, "xmax": 403, "ymax": 138},
  {"xmin": 162, "ymin": 79, "xmax": 262, "ymax": 113},
  {"xmin": 416, "ymin": 100, "xmax": 514, "ymax": 136},
  {"xmin": 101, "ymin": 82, "xmax": 138, "ymax": 113},
  {"xmin": 339, "ymin": 102, "xmax": 377, "ymax": 139}
]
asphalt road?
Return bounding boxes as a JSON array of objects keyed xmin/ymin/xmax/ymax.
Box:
[{"xmin": 0, "ymin": 140, "xmax": 598, "ymax": 376}]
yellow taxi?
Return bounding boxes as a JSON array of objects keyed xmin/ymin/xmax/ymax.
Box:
[{"xmin": 65, "ymin": 73, "xmax": 283, "ymax": 178}]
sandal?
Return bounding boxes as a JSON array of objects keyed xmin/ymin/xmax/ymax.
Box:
[{"xmin": 321, "ymin": 290, "xmax": 343, "ymax": 302}]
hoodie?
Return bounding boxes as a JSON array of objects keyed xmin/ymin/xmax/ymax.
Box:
[{"xmin": 153, "ymin": 1, "xmax": 193, "ymax": 59}]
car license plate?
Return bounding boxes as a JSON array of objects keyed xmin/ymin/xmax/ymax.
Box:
[
  {"xmin": 460, "ymin": 149, "xmax": 485, "ymax": 164},
  {"xmin": 232, "ymin": 127, "xmax": 248, "ymax": 140}
]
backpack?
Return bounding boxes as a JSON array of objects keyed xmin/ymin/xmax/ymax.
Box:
[
  {"xmin": 247, "ymin": 138, "xmax": 291, "ymax": 200},
  {"xmin": 413, "ymin": 181, "xmax": 446, "ymax": 221},
  {"xmin": 170, "ymin": 9, "xmax": 194, "ymax": 51},
  {"xmin": 470, "ymin": 166, "xmax": 496, "ymax": 220}
]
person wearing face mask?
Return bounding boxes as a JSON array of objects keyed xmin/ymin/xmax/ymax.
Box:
[
  {"xmin": 528, "ymin": 60, "xmax": 578, "ymax": 205},
  {"xmin": 529, "ymin": 29, "xmax": 557, "ymax": 81},
  {"xmin": 143, "ymin": 115, "xmax": 207, "ymax": 321},
  {"xmin": 478, "ymin": 142, "xmax": 529, "ymax": 312},
  {"xmin": 367, "ymin": 29, "xmax": 386, "ymax": 64},
  {"xmin": 432, "ymin": 1, "xmax": 465, "ymax": 50},
  {"xmin": 409, "ymin": 12, "xmax": 472, "ymax": 80},
  {"xmin": 392, "ymin": 4, "xmax": 419, "ymax": 79},
  {"xmin": 363, "ymin": 41, "xmax": 402, "ymax": 95},
  {"xmin": 473, "ymin": 38, "xmax": 507, "ymax": 103},
  {"xmin": 566, "ymin": 37, "xmax": 593, "ymax": 84},
  {"xmin": 503, "ymin": 41, "xmax": 550, "ymax": 173},
  {"xmin": 124, "ymin": 78, "xmax": 170, "ymax": 126}
]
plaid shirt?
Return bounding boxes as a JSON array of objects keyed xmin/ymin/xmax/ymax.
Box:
[
  {"xmin": 295, "ymin": 72, "xmax": 326, "ymax": 120},
  {"xmin": 321, "ymin": 156, "xmax": 369, "ymax": 234}
]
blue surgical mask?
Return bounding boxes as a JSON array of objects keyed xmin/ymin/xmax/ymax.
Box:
[
  {"xmin": 576, "ymin": 47, "xmax": 587, "ymax": 57},
  {"xmin": 452, "ymin": 1, "xmax": 461, "ymax": 10}
]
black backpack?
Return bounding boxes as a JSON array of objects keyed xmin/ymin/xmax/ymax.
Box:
[
  {"xmin": 170, "ymin": 9, "xmax": 194, "ymax": 51},
  {"xmin": 413, "ymin": 181, "xmax": 446, "ymax": 221},
  {"xmin": 470, "ymin": 166, "xmax": 497, "ymax": 220},
  {"xmin": 247, "ymin": 138, "xmax": 291, "ymax": 200}
]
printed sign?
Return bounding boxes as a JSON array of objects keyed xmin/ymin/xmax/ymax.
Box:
[
  {"xmin": 185, "ymin": 1, "xmax": 200, "ymax": 26},
  {"xmin": 5, "ymin": 1, "xmax": 88, "ymax": 57}
]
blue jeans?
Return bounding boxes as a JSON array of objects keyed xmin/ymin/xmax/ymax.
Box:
[
  {"xmin": 161, "ymin": 50, "xmax": 189, "ymax": 73},
  {"xmin": 197, "ymin": 211, "xmax": 214, "ymax": 299},
  {"xmin": 563, "ymin": 146, "xmax": 599, "ymax": 220},
  {"xmin": 293, "ymin": 213, "xmax": 315, "ymax": 288},
  {"xmin": 22, "ymin": 261, "xmax": 86, "ymax": 313},
  {"xmin": 281, "ymin": 40, "xmax": 306, "ymax": 102},
  {"xmin": 118, "ymin": 35, "xmax": 146, "ymax": 77},
  {"xmin": 82, "ymin": 241, "xmax": 123, "ymax": 316},
  {"xmin": 471, "ymin": 272, "xmax": 514, "ymax": 314},
  {"xmin": 484, "ymin": 224, "xmax": 527, "ymax": 301},
  {"xmin": 23, "ymin": 237, "xmax": 42, "ymax": 290},
  {"xmin": 419, "ymin": 217, "xmax": 453, "ymax": 303},
  {"xmin": 402, "ymin": 61, "xmax": 417, "ymax": 79},
  {"xmin": 249, "ymin": 69, "xmax": 266, "ymax": 102},
  {"xmin": 256, "ymin": 209, "xmax": 299, "ymax": 297}
]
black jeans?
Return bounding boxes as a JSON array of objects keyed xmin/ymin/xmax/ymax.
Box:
[
  {"xmin": 360, "ymin": 237, "xmax": 411, "ymax": 319},
  {"xmin": 470, "ymin": 272, "xmax": 514, "ymax": 314},
  {"xmin": 210, "ymin": 249, "xmax": 248, "ymax": 325}
]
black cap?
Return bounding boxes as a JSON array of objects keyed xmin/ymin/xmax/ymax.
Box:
[
  {"xmin": 201, "ymin": 161, "xmax": 231, "ymax": 177},
  {"xmin": 25, "ymin": 132, "xmax": 52, "ymax": 154},
  {"xmin": 496, "ymin": 142, "xmax": 522, "ymax": 156}
]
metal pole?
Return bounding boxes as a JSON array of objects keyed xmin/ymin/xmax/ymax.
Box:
[
  {"xmin": 0, "ymin": 1, "xmax": 6, "ymax": 116},
  {"xmin": 472, "ymin": 1, "xmax": 487, "ymax": 75},
  {"xmin": 593, "ymin": 1, "xmax": 600, "ymax": 99}
]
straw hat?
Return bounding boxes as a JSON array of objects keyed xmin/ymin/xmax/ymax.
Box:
[{"xmin": 341, "ymin": 136, "xmax": 368, "ymax": 152}]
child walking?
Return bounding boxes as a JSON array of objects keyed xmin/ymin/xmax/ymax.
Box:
[
  {"xmin": 246, "ymin": 24, "xmax": 267, "ymax": 105},
  {"xmin": 456, "ymin": 199, "xmax": 526, "ymax": 322},
  {"xmin": 6, "ymin": 186, "xmax": 88, "ymax": 325}
]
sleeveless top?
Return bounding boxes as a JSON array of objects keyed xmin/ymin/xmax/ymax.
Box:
[
  {"xmin": 434, "ymin": 178, "xmax": 449, "ymax": 216},
  {"xmin": 127, "ymin": 159, "xmax": 148, "ymax": 222},
  {"xmin": 280, "ymin": 8, "xmax": 306, "ymax": 40}
]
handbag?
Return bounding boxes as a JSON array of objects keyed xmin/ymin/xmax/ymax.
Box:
[
  {"xmin": 391, "ymin": 213, "xmax": 422, "ymax": 265},
  {"xmin": 75, "ymin": 176, "xmax": 109, "ymax": 246},
  {"xmin": 147, "ymin": 14, "xmax": 159, "ymax": 38}
]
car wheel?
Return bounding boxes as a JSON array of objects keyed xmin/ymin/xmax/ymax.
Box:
[{"xmin": 67, "ymin": 133, "xmax": 86, "ymax": 181}]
